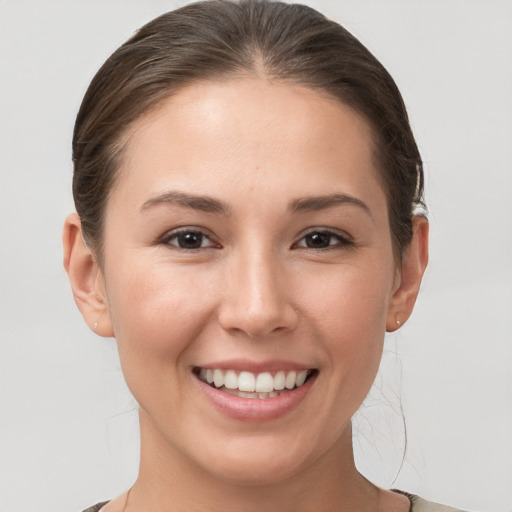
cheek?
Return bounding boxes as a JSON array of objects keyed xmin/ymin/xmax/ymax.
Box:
[
  {"xmin": 300, "ymin": 262, "xmax": 392, "ymax": 334},
  {"xmin": 104, "ymin": 258, "xmax": 217, "ymax": 373},
  {"xmin": 297, "ymin": 261, "xmax": 393, "ymax": 382}
]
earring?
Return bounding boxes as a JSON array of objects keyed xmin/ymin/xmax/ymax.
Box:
[
  {"xmin": 396, "ymin": 319, "xmax": 401, "ymax": 327},
  {"xmin": 93, "ymin": 321, "xmax": 98, "ymax": 331}
]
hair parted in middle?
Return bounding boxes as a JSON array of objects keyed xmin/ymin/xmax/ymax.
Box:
[{"xmin": 73, "ymin": 0, "xmax": 424, "ymax": 263}]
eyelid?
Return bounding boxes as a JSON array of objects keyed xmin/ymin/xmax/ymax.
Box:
[
  {"xmin": 292, "ymin": 227, "xmax": 354, "ymax": 249},
  {"xmin": 158, "ymin": 226, "xmax": 221, "ymax": 249},
  {"xmin": 157, "ymin": 226, "xmax": 353, "ymax": 251}
]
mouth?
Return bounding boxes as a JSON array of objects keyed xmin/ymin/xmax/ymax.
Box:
[{"xmin": 194, "ymin": 367, "xmax": 318, "ymax": 400}]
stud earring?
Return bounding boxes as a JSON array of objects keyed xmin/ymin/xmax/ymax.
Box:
[
  {"xmin": 396, "ymin": 319, "xmax": 401, "ymax": 327},
  {"xmin": 93, "ymin": 321, "xmax": 98, "ymax": 331}
]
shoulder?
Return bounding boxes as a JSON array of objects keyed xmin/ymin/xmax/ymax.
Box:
[
  {"xmin": 82, "ymin": 502, "xmax": 109, "ymax": 512},
  {"xmin": 82, "ymin": 495, "xmax": 468, "ymax": 512},
  {"xmin": 82, "ymin": 490, "xmax": 128, "ymax": 511},
  {"xmin": 410, "ymin": 494, "xmax": 468, "ymax": 512}
]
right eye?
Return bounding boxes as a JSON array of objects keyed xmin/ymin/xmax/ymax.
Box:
[{"xmin": 162, "ymin": 229, "xmax": 216, "ymax": 250}]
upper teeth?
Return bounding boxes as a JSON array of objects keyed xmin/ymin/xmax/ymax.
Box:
[{"xmin": 199, "ymin": 369, "xmax": 309, "ymax": 392}]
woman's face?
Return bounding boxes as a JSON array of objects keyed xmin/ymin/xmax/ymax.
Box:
[{"xmin": 98, "ymin": 78, "xmax": 401, "ymax": 483}]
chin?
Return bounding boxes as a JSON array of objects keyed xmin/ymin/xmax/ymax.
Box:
[
  {"xmin": 206, "ymin": 450, "xmax": 308, "ymax": 487},
  {"xmin": 188, "ymin": 430, "xmax": 327, "ymax": 487}
]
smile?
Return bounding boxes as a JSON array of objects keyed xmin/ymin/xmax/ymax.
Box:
[{"xmin": 196, "ymin": 368, "xmax": 315, "ymax": 400}]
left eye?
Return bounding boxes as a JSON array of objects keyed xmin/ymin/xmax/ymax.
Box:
[
  {"xmin": 165, "ymin": 230, "xmax": 215, "ymax": 249},
  {"xmin": 295, "ymin": 231, "xmax": 349, "ymax": 249}
]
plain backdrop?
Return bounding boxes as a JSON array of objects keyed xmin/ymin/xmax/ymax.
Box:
[{"xmin": 1, "ymin": 1, "xmax": 511, "ymax": 511}]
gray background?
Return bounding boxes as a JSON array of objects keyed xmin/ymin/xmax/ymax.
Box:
[{"xmin": 1, "ymin": 1, "xmax": 511, "ymax": 511}]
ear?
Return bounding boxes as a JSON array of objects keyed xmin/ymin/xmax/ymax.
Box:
[
  {"xmin": 62, "ymin": 213, "xmax": 114, "ymax": 337},
  {"xmin": 386, "ymin": 216, "xmax": 429, "ymax": 332}
]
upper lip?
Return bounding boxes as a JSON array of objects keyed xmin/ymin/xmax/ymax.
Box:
[{"xmin": 193, "ymin": 359, "xmax": 315, "ymax": 373}]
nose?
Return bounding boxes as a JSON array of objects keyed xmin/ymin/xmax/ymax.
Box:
[{"xmin": 218, "ymin": 248, "xmax": 298, "ymax": 338}]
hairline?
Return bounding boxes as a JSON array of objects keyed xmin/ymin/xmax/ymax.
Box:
[{"xmin": 85, "ymin": 75, "xmax": 406, "ymax": 269}]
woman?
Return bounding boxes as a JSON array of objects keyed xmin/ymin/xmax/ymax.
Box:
[{"xmin": 63, "ymin": 1, "xmax": 460, "ymax": 510}]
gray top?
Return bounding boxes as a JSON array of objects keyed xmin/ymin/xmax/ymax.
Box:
[
  {"xmin": 410, "ymin": 494, "xmax": 467, "ymax": 511},
  {"xmin": 82, "ymin": 492, "xmax": 467, "ymax": 512}
]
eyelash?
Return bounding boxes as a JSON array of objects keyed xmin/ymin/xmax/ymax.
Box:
[
  {"xmin": 159, "ymin": 228, "xmax": 219, "ymax": 251},
  {"xmin": 159, "ymin": 228, "xmax": 354, "ymax": 251},
  {"xmin": 292, "ymin": 229, "xmax": 354, "ymax": 251}
]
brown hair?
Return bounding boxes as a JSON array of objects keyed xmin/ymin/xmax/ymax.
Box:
[{"xmin": 72, "ymin": 0, "xmax": 424, "ymax": 262}]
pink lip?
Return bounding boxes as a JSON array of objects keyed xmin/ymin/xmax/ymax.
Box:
[{"xmin": 193, "ymin": 370, "xmax": 317, "ymax": 422}]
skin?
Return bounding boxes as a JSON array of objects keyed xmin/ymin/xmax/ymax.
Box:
[{"xmin": 63, "ymin": 78, "xmax": 428, "ymax": 512}]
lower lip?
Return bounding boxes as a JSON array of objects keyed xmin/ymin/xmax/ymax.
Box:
[{"xmin": 194, "ymin": 373, "xmax": 317, "ymax": 421}]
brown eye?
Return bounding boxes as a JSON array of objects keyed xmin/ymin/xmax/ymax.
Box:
[
  {"xmin": 304, "ymin": 232, "xmax": 332, "ymax": 248},
  {"xmin": 166, "ymin": 230, "xmax": 214, "ymax": 249},
  {"xmin": 295, "ymin": 230, "xmax": 352, "ymax": 250}
]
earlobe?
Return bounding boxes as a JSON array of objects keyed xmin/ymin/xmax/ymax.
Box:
[
  {"xmin": 386, "ymin": 216, "xmax": 429, "ymax": 332},
  {"xmin": 62, "ymin": 213, "xmax": 114, "ymax": 337}
]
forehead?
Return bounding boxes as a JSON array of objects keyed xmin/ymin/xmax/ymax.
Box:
[{"xmin": 112, "ymin": 78, "xmax": 385, "ymax": 212}]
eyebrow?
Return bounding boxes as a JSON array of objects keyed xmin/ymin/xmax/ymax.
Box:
[
  {"xmin": 141, "ymin": 191, "xmax": 231, "ymax": 215},
  {"xmin": 141, "ymin": 190, "xmax": 371, "ymax": 218},
  {"xmin": 288, "ymin": 193, "xmax": 372, "ymax": 217}
]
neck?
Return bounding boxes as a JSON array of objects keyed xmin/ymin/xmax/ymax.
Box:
[{"xmin": 126, "ymin": 411, "xmax": 381, "ymax": 512}]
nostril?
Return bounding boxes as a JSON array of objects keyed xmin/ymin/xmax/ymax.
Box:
[
  {"xmin": 218, "ymin": 303, "xmax": 298, "ymax": 339},
  {"xmin": 217, "ymin": 261, "xmax": 298, "ymax": 337}
]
